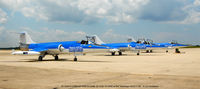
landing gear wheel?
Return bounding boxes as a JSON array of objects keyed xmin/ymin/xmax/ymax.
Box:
[
  {"xmin": 111, "ymin": 52, "xmax": 115, "ymax": 56},
  {"xmin": 166, "ymin": 50, "xmax": 168, "ymax": 53},
  {"xmin": 38, "ymin": 56, "xmax": 43, "ymax": 61},
  {"xmin": 175, "ymin": 48, "xmax": 180, "ymax": 53},
  {"xmin": 119, "ymin": 52, "xmax": 122, "ymax": 55},
  {"xmin": 74, "ymin": 57, "xmax": 77, "ymax": 61},
  {"xmin": 150, "ymin": 50, "xmax": 153, "ymax": 53},
  {"xmin": 146, "ymin": 50, "xmax": 149, "ymax": 53},
  {"xmin": 137, "ymin": 53, "xmax": 140, "ymax": 55},
  {"xmin": 55, "ymin": 55, "xmax": 58, "ymax": 60}
]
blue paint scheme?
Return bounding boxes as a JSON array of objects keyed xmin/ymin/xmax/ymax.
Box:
[
  {"xmin": 153, "ymin": 43, "xmax": 188, "ymax": 48},
  {"xmin": 98, "ymin": 41, "xmax": 188, "ymax": 50},
  {"xmin": 27, "ymin": 38, "xmax": 188, "ymax": 53},
  {"xmin": 100, "ymin": 42, "xmax": 149, "ymax": 49},
  {"xmin": 69, "ymin": 47, "xmax": 83, "ymax": 52},
  {"xmin": 28, "ymin": 41, "xmax": 109, "ymax": 52},
  {"xmin": 135, "ymin": 44, "xmax": 147, "ymax": 49},
  {"xmin": 101, "ymin": 43, "xmax": 130, "ymax": 49},
  {"xmin": 85, "ymin": 35, "xmax": 188, "ymax": 51}
]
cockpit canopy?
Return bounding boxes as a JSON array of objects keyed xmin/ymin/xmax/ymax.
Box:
[
  {"xmin": 136, "ymin": 39, "xmax": 153, "ymax": 45},
  {"xmin": 80, "ymin": 40, "xmax": 89, "ymax": 44}
]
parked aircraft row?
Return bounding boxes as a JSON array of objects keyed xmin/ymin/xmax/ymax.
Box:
[
  {"xmin": 85, "ymin": 35, "xmax": 187, "ymax": 55},
  {"xmin": 12, "ymin": 32, "xmax": 188, "ymax": 61}
]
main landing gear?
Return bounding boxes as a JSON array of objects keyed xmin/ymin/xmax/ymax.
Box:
[
  {"xmin": 74, "ymin": 56, "xmax": 77, "ymax": 61},
  {"xmin": 137, "ymin": 50, "xmax": 140, "ymax": 55},
  {"xmin": 111, "ymin": 51, "xmax": 122, "ymax": 56},
  {"xmin": 38, "ymin": 56, "xmax": 43, "ymax": 61},
  {"xmin": 175, "ymin": 48, "xmax": 180, "ymax": 53},
  {"xmin": 38, "ymin": 54, "xmax": 59, "ymax": 61},
  {"xmin": 54, "ymin": 55, "xmax": 58, "ymax": 60},
  {"xmin": 111, "ymin": 52, "xmax": 115, "ymax": 56},
  {"xmin": 38, "ymin": 52, "xmax": 47, "ymax": 61},
  {"xmin": 118, "ymin": 51, "xmax": 122, "ymax": 55},
  {"xmin": 146, "ymin": 50, "xmax": 153, "ymax": 53},
  {"xmin": 37, "ymin": 54, "xmax": 78, "ymax": 61}
]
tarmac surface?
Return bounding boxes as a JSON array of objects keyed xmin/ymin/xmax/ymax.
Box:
[{"xmin": 0, "ymin": 48, "xmax": 200, "ymax": 89}]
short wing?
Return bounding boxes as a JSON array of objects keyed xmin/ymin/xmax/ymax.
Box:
[{"xmin": 30, "ymin": 48, "xmax": 48, "ymax": 52}]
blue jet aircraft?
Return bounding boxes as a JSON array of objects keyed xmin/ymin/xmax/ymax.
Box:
[
  {"xmin": 135, "ymin": 39, "xmax": 188, "ymax": 53},
  {"xmin": 12, "ymin": 32, "xmax": 110, "ymax": 61},
  {"xmin": 85, "ymin": 35, "xmax": 188, "ymax": 55},
  {"xmin": 85, "ymin": 35, "xmax": 153, "ymax": 55}
]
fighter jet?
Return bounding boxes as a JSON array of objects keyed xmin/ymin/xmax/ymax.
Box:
[
  {"xmin": 12, "ymin": 32, "xmax": 110, "ymax": 61},
  {"xmin": 135, "ymin": 39, "xmax": 188, "ymax": 53},
  {"xmin": 85, "ymin": 35, "xmax": 152, "ymax": 55},
  {"xmin": 85, "ymin": 35, "xmax": 188, "ymax": 55}
]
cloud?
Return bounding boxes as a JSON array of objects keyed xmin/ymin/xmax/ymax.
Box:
[
  {"xmin": 0, "ymin": 0, "xmax": 200, "ymax": 24},
  {"xmin": 138, "ymin": 0, "xmax": 200, "ymax": 24},
  {"xmin": 0, "ymin": 26, "xmax": 4, "ymax": 31},
  {"xmin": 100, "ymin": 29, "xmax": 132, "ymax": 43},
  {"xmin": 151, "ymin": 31, "xmax": 189, "ymax": 44},
  {"xmin": 75, "ymin": 0, "xmax": 149, "ymax": 23},
  {"xmin": 177, "ymin": 0, "xmax": 200, "ymax": 24},
  {"xmin": 0, "ymin": 0, "xmax": 149, "ymax": 24},
  {"xmin": 0, "ymin": 8, "xmax": 8, "ymax": 24},
  {"xmin": 139, "ymin": 0, "xmax": 187, "ymax": 22},
  {"xmin": 0, "ymin": 27, "xmax": 19, "ymax": 47},
  {"xmin": 20, "ymin": 27, "xmax": 87, "ymax": 43},
  {"xmin": 194, "ymin": 0, "xmax": 200, "ymax": 6}
]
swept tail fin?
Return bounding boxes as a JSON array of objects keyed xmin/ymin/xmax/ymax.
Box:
[
  {"xmin": 19, "ymin": 31, "xmax": 35, "ymax": 51},
  {"xmin": 127, "ymin": 38, "xmax": 136, "ymax": 42},
  {"xmin": 20, "ymin": 31, "xmax": 35, "ymax": 44}
]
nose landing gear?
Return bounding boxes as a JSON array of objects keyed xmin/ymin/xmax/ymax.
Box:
[
  {"xmin": 54, "ymin": 55, "xmax": 58, "ymax": 60},
  {"xmin": 74, "ymin": 56, "xmax": 77, "ymax": 61}
]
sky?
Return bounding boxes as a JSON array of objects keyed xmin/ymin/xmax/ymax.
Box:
[{"xmin": 0, "ymin": 0, "xmax": 200, "ymax": 47}]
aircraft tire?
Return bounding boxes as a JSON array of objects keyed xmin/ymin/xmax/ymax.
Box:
[
  {"xmin": 74, "ymin": 57, "xmax": 77, "ymax": 61},
  {"xmin": 38, "ymin": 56, "xmax": 43, "ymax": 61},
  {"xmin": 175, "ymin": 48, "xmax": 180, "ymax": 53},
  {"xmin": 137, "ymin": 53, "xmax": 140, "ymax": 55},
  {"xmin": 150, "ymin": 50, "xmax": 153, "ymax": 53},
  {"xmin": 55, "ymin": 55, "xmax": 58, "ymax": 60},
  {"xmin": 146, "ymin": 50, "xmax": 149, "ymax": 53},
  {"xmin": 111, "ymin": 52, "xmax": 115, "ymax": 56},
  {"xmin": 119, "ymin": 52, "xmax": 122, "ymax": 55}
]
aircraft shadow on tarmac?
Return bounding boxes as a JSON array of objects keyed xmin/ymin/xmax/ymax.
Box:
[
  {"xmin": 95, "ymin": 53, "xmax": 163, "ymax": 56},
  {"xmin": 20, "ymin": 59, "xmax": 110, "ymax": 63},
  {"xmin": 94, "ymin": 54, "xmax": 141, "ymax": 56}
]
